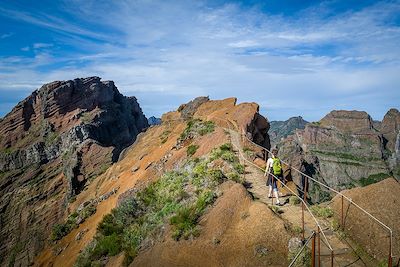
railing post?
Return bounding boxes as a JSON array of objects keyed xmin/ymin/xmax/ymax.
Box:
[
  {"xmin": 303, "ymin": 176, "xmax": 308, "ymax": 203},
  {"xmin": 302, "ymin": 202, "xmax": 305, "ymax": 241},
  {"xmin": 341, "ymin": 195, "xmax": 344, "ymax": 229},
  {"xmin": 318, "ymin": 228, "xmax": 321, "ymax": 267},
  {"xmin": 388, "ymin": 235, "xmax": 392, "ymax": 267},
  {"xmin": 312, "ymin": 232, "xmax": 316, "ymax": 267}
]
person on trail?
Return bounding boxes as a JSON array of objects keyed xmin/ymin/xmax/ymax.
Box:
[{"xmin": 264, "ymin": 148, "xmax": 284, "ymax": 206}]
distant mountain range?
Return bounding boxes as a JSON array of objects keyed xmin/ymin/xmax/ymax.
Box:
[
  {"xmin": 148, "ymin": 116, "xmax": 162, "ymax": 125},
  {"xmin": 268, "ymin": 116, "xmax": 308, "ymax": 146}
]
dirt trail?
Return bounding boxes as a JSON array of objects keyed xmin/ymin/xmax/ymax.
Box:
[{"xmin": 229, "ymin": 129, "xmax": 365, "ymax": 267}]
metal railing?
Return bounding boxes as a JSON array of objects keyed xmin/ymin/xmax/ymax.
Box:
[
  {"xmin": 213, "ymin": 117, "xmax": 334, "ymax": 266},
  {"xmin": 237, "ymin": 120, "xmax": 394, "ymax": 266}
]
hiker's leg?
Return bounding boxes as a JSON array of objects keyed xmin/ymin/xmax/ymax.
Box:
[
  {"xmin": 272, "ymin": 179, "xmax": 280, "ymax": 203},
  {"xmin": 267, "ymin": 175, "xmax": 272, "ymax": 197}
]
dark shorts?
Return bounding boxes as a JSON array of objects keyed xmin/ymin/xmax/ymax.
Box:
[{"xmin": 267, "ymin": 172, "xmax": 283, "ymax": 190}]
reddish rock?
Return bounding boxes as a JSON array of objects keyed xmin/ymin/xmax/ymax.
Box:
[{"xmin": 0, "ymin": 77, "xmax": 148, "ymax": 267}]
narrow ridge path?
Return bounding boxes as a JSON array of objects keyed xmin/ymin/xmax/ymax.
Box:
[{"xmin": 228, "ymin": 129, "xmax": 365, "ymax": 267}]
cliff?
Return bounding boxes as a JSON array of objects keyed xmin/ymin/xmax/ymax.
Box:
[
  {"xmin": 277, "ymin": 109, "xmax": 400, "ymax": 201},
  {"xmin": 0, "ymin": 77, "xmax": 148, "ymax": 266}
]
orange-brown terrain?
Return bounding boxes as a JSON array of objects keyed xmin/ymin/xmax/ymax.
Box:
[
  {"xmin": 34, "ymin": 96, "xmax": 284, "ymax": 267},
  {"xmin": 1, "ymin": 77, "xmax": 399, "ymax": 267}
]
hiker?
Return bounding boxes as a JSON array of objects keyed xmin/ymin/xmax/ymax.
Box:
[{"xmin": 265, "ymin": 148, "xmax": 284, "ymax": 206}]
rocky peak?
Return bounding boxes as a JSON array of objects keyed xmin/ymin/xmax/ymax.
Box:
[
  {"xmin": 177, "ymin": 96, "xmax": 210, "ymax": 120},
  {"xmin": 320, "ymin": 110, "xmax": 374, "ymax": 133},
  {"xmin": 0, "ymin": 77, "xmax": 148, "ymax": 266},
  {"xmin": 269, "ymin": 116, "xmax": 308, "ymax": 146},
  {"xmin": 380, "ymin": 108, "xmax": 400, "ymax": 152}
]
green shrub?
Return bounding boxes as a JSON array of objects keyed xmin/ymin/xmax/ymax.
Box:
[
  {"xmin": 91, "ymin": 233, "xmax": 122, "ymax": 258},
  {"xmin": 289, "ymin": 196, "xmax": 301, "ymax": 205},
  {"xmin": 170, "ymin": 205, "xmax": 198, "ymax": 240},
  {"xmin": 160, "ymin": 130, "xmax": 171, "ymax": 144},
  {"xmin": 51, "ymin": 223, "xmax": 72, "ymax": 241},
  {"xmin": 97, "ymin": 214, "xmax": 123, "ymax": 236},
  {"xmin": 207, "ymin": 169, "xmax": 224, "ymax": 182},
  {"xmin": 330, "ymin": 218, "xmax": 340, "ymax": 231},
  {"xmin": 187, "ymin": 144, "xmax": 199, "ymax": 156},
  {"xmin": 227, "ymin": 172, "xmax": 243, "ymax": 184},
  {"xmin": 358, "ymin": 173, "xmax": 390, "ymax": 187},
  {"xmin": 221, "ymin": 151, "xmax": 236, "ymax": 162},
  {"xmin": 179, "ymin": 119, "xmax": 215, "ymax": 141},
  {"xmin": 292, "ymin": 225, "xmax": 303, "ymax": 235},
  {"xmin": 310, "ymin": 205, "xmax": 334, "ymax": 218},
  {"xmin": 220, "ymin": 143, "xmax": 232, "ymax": 151},
  {"xmin": 288, "ymin": 246, "xmax": 312, "ymax": 267},
  {"xmin": 233, "ymin": 163, "xmax": 245, "ymax": 174}
]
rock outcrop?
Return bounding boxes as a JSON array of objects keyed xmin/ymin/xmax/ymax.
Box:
[
  {"xmin": 269, "ymin": 116, "xmax": 308, "ymax": 147},
  {"xmin": 0, "ymin": 77, "xmax": 148, "ymax": 266},
  {"xmin": 277, "ymin": 110, "xmax": 393, "ymax": 200}
]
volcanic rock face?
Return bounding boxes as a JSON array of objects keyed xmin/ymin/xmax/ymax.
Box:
[
  {"xmin": 277, "ymin": 110, "xmax": 394, "ymax": 199},
  {"xmin": 380, "ymin": 108, "xmax": 400, "ymax": 153},
  {"xmin": 0, "ymin": 77, "xmax": 148, "ymax": 266},
  {"xmin": 319, "ymin": 110, "xmax": 374, "ymax": 133},
  {"xmin": 269, "ymin": 116, "xmax": 308, "ymax": 147}
]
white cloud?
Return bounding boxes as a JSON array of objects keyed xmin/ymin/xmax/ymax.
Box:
[
  {"xmin": 1, "ymin": 32, "xmax": 13, "ymax": 39},
  {"xmin": 21, "ymin": 46, "xmax": 30, "ymax": 51},
  {"xmin": 33, "ymin": 43, "xmax": 53, "ymax": 49},
  {"xmin": 0, "ymin": 0, "xmax": 399, "ymax": 121}
]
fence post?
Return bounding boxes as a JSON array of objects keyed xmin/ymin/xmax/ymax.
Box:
[
  {"xmin": 318, "ymin": 228, "xmax": 321, "ymax": 267},
  {"xmin": 388, "ymin": 236, "xmax": 392, "ymax": 267},
  {"xmin": 331, "ymin": 250, "xmax": 334, "ymax": 267},
  {"xmin": 341, "ymin": 195, "xmax": 344, "ymax": 229},
  {"xmin": 312, "ymin": 232, "xmax": 316, "ymax": 267},
  {"xmin": 302, "ymin": 203, "xmax": 305, "ymax": 241}
]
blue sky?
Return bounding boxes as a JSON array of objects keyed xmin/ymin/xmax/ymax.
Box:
[{"xmin": 0, "ymin": 0, "xmax": 399, "ymax": 121}]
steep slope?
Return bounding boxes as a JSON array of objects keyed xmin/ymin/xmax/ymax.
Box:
[
  {"xmin": 34, "ymin": 97, "xmax": 284, "ymax": 267},
  {"xmin": 331, "ymin": 178, "xmax": 400, "ymax": 263},
  {"xmin": 0, "ymin": 77, "xmax": 148, "ymax": 267},
  {"xmin": 269, "ymin": 116, "xmax": 308, "ymax": 147},
  {"xmin": 277, "ymin": 110, "xmax": 392, "ymax": 200}
]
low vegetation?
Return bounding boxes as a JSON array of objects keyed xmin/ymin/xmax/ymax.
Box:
[
  {"xmin": 187, "ymin": 144, "xmax": 199, "ymax": 156},
  {"xmin": 160, "ymin": 130, "xmax": 171, "ymax": 144},
  {"xmin": 288, "ymin": 246, "xmax": 312, "ymax": 267},
  {"xmin": 358, "ymin": 173, "xmax": 390, "ymax": 187},
  {"xmin": 289, "ymin": 196, "xmax": 301, "ymax": 205},
  {"xmin": 310, "ymin": 205, "xmax": 334, "ymax": 219},
  {"xmin": 310, "ymin": 150, "xmax": 381, "ymax": 162},
  {"xmin": 75, "ymin": 143, "xmax": 243, "ymax": 266},
  {"xmin": 179, "ymin": 119, "xmax": 215, "ymax": 141},
  {"xmin": 51, "ymin": 202, "xmax": 97, "ymax": 241}
]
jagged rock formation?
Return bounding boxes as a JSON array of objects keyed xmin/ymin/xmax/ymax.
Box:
[
  {"xmin": 0, "ymin": 77, "xmax": 148, "ymax": 266},
  {"xmin": 269, "ymin": 116, "xmax": 308, "ymax": 147},
  {"xmin": 277, "ymin": 110, "xmax": 396, "ymax": 199},
  {"xmin": 177, "ymin": 96, "xmax": 210, "ymax": 120},
  {"xmin": 148, "ymin": 116, "xmax": 161, "ymax": 126},
  {"xmin": 380, "ymin": 108, "xmax": 400, "ymax": 153}
]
